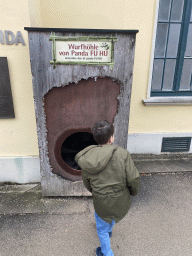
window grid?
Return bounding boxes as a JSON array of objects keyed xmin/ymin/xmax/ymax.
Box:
[
  {"xmin": 151, "ymin": 0, "xmax": 192, "ymax": 97},
  {"xmin": 161, "ymin": 0, "xmax": 176, "ymax": 92}
]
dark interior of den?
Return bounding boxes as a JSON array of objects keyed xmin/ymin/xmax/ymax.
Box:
[{"xmin": 61, "ymin": 132, "xmax": 97, "ymax": 170}]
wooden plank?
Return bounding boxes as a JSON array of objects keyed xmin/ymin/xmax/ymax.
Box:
[{"xmin": 27, "ymin": 30, "xmax": 137, "ymax": 195}]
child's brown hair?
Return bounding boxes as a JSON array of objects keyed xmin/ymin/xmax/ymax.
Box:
[{"xmin": 92, "ymin": 120, "xmax": 114, "ymax": 145}]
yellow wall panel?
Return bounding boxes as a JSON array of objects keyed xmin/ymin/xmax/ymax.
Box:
[
  {"xmin": 0, "ymin": 0, "xmax": 39, "ymax": 156},
  {"xmin": 40, "ymin": 0, "xmax": 127, "ymax": 29}
]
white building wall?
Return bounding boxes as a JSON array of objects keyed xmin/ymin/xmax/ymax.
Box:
[
  {"xmin": 0, "ymin": 157, "xmax": 41, "ymax": 183},
  {"xmin": 127, "ymin": 133, "xmax": 192, "ymax": 154}
]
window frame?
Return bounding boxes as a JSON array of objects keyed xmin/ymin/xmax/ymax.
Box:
[{"xmin": 144, "ymin": 0, "xmax": 192, "ymax": 105}]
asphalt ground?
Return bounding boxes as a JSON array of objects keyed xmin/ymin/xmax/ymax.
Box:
[{"xmin": 0, "ymin": 156, "xmax": 192, "ymax": 256}]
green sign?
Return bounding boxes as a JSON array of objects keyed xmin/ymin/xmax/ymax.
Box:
[{"xmin": 49, "ymin": 33, "xmax": 117, "ymax": 69}]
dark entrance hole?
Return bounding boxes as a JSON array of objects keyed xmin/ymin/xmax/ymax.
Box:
[{"xmin": 61, "ymin": 132, "xmax": 97, "ymax": 170}]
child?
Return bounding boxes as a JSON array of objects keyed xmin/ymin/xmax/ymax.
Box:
[{"xmin": 75, "ymin": 120, "xmax": 140, "ymax": 256}]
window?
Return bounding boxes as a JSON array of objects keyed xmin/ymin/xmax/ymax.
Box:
[{"xmin": 151, "ymin": 0, "xmax": 192, "ymax": 97}]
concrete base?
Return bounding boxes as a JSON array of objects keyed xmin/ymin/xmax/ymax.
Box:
[
  {"xmin": 1, "ymin": 153, "xmax": 192, "ymax": 197},
  {"xmin": 41, "ymin": 152, "xmax": 192, "ymax": 196},
  {"xmin": 0, "ymin": 184, "xmax": 88, "ymax": 215},
  {"xmin": 0, "ymin": 156, "xmax": 41, "ymax": 183},
  {"xmin": 41, "ymin": 174, "xmax": 92, "ymax": 197},
  {"xmin": 132, "ymin": 153, "xmax": 192, "ymax": 175},
  {"xmin": 1, "ymin": 133, "xmax": 192, "ymax": 196}
]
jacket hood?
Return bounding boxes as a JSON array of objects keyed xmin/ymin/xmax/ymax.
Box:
[{"xmin": 75, "ymin": 145, "xmax": 118, "ymax": 174}]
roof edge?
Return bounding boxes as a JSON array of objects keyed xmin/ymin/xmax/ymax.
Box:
[{"xmin": 24, "ymin": 27, "xmax": 139, "ymax": 34}]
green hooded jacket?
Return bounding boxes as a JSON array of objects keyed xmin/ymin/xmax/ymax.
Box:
[{"xmin": 75, "ymin": 144, "xmax": 140, "ymax": 223}]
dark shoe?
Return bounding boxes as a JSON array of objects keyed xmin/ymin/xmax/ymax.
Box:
[
  {"xmin": 96, "ymin": 247, "xmax": 104, "ymax": 256},
  {"xmin": 109, "ymin": 231, "xmax": 112, "ymax": 238}
]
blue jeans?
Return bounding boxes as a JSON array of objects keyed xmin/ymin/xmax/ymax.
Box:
[{"xmin": 95, "ymin": 212, "xmax": 115, "ymax": 256}]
